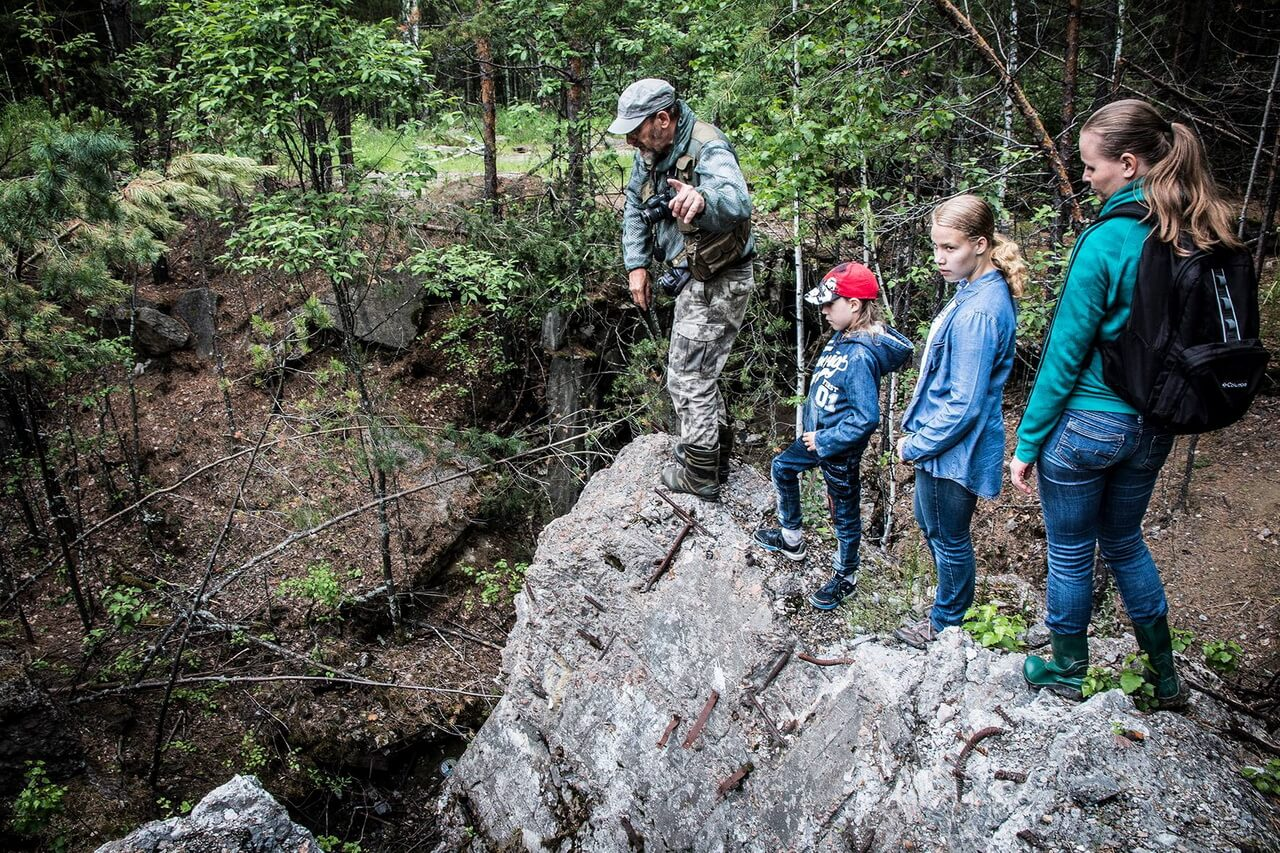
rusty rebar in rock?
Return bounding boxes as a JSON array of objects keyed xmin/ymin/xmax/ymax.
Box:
[
  {"xmin": 656, "ymin": 714, "xmax": 681, "ymax": 749},
  {"xmin": 994, "ymin": 768, "xmax": 1028, "ymax": 782},
  {"xmin": 681, "ymin": 689, "xmax": 720, "ymax": 749},
  {"xmin": 640, "ymin": 520, "xmax": 694, "ymax": 592},
  {"xmin": 798, "ymin": 652, "xmax": 855, "ymax": 666},
  {"xmin": 760, "ymin": 648, "xmax": 792, "ymax": 691},
  {"xmin": 716, "ymin": 762, "xmax": 753, "ymax": 798},
  {"xmin": 654, "ymin": 488, "xmax": 709, "ymax": 536}
]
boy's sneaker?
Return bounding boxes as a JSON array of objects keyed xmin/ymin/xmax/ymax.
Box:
[
  {"xmin": 808, "ymin": 573, "xmax": 857, "ymax": 610},
  {"xmin": 752, "ymin": 528, "xmax": 807, "ymax": 561}
]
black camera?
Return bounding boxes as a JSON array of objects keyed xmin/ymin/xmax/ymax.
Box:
[
  {"xmin": 639, "ymin": 187, "xmax": 675, "ymax": 227},
  {"xmin": 656, "ymin": 263, "xmax": 691, "ymax": 298}
]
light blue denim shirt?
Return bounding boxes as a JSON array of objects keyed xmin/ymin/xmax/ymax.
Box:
[{"xmin": 900, "ymin": 270, "xmax": 1017, "ymax": 499}]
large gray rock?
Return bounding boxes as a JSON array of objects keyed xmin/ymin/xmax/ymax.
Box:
[
  {"xmin": 95, "ymin": 775, "xmax": 320, "ymax": 853},
  {"xmin": 172, "ymin": 287, "xmax": 219, "ymax": 359},
  {"xmin": 435, "ymin": 435, "xmax": 1280, "ymax": 852},
  {"xmin": 113, "ymin": 306, "xmax": 191, "ymax": 356},
  {"xmin": 320, "ymin": 270, "xmax": 426, "ymax": 350}
]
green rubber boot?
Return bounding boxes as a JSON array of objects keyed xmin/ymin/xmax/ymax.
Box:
[
  {"xmin": 1023, "ymin": 632, "xmax": 1089, "ymax": 700},
  {"xmin": 661, "ymin": 442, "xmax": 720, "ymax": 501},
  {"xmin": 1133, "ymin": 615, "xmax": 1186, "ymax": 710},
  {"xmin": 674, "ymin": 424, "xmax": 733, "ymax": 481}
]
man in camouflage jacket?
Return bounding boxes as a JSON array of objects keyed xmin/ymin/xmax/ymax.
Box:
[{"xmin": 611, "ymin": 78, "xmax": 755, "ymax": 501}]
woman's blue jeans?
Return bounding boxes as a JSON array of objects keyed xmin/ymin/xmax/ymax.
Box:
[
  {"xmin": 913, "ymin": 470, "xmax": 979, "ymax": 630},
  {"xmin": 1037, "ymin": 409, "xmax": 1175, "ymax": 635},
  {"xmin": 770, "ymin": 438, "xmax": 866, "ymax": 576}
]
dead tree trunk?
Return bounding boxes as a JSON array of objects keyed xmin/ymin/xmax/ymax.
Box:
[{"xmin": 566, "ymin": 50, "xmax": 587, "ymax": 217}]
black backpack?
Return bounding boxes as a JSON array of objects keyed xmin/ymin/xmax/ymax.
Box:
[{"xmin": 1096, "ymin": 202, "xmax": 1270, "ymax": 434}]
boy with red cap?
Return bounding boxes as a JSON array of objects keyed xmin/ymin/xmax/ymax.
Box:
[{"xmin": 754, "ymin": 262, "xmax": 913, "ymax": 609}]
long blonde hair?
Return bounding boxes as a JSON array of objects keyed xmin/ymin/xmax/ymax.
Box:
[
  {"xmin": 931, "ymin": 194, "xmax": 1027, "ymax": 297},
  {"xmin": 1081, "ymin": 99, "xmax": 1242, "ymax": 252}
]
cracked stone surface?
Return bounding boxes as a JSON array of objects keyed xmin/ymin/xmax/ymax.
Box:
[{"xmin": 435, "ymin": 435, "xmax": 1280, "ymax": 852}]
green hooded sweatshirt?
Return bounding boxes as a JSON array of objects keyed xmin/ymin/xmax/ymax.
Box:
[{"xmin": 1014, "ymin": 180, "xmax": 1154, "ymax": 464}]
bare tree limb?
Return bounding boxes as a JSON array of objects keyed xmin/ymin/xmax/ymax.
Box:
[{"xmin": 932, "ymin": 0, "xmax": 1085, "ymax": 224}]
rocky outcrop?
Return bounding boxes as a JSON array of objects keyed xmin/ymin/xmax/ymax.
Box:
[
  {"xmin": 95, "ymin": 775, "xmax": 320, "ymax": 853},
  {"xmin": 435, "ymin": 435, "xmax": 1280, "ymax": 852}
]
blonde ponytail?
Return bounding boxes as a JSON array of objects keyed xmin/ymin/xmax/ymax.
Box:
[{"xmin": 990, "ymin": 234, "xmax": 1027, "ymax": 297}]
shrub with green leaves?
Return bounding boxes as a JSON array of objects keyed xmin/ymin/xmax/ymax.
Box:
[
  {"xmin": 1241, "ymin": 758, "xmax": 1280, "ymax": 795},
  {"xmin": 1081, "ymin": 654, "xmax": 1157, "ymax": 711},
  {"xmin": 962, "ymin": 604, "xmax": 1027, "ymax": 652},
  {"xmin": 11, "ymin": 760, "xmax": 66, "ymax": 837},
  {"xmin": 1203, "ymin": 639, "xmax": 1243, "ymax": 674},
  {"xmin": 278, "ymin": 561, "xmax": 345, "ymax": 620},
  {"xmin": 460, "ymin": 559, "xmax": 528, "ymax": 608}
]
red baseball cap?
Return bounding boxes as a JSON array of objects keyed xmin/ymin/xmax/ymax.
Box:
[{"xmin": 805, "ymin": 262, "xmax": 879, "ymax": 305}]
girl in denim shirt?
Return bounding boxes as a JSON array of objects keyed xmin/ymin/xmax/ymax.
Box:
[
  {"xmin": 754, "ymin": 262, "xmax": 912, "ymax": 610},
  {"xmin": 894, "ymin": 195, "xmax": 1024, "ymax": 648},
  {"xmin": 1013, "ymin": 101, "xmax": 1245, "ymax": 707}
]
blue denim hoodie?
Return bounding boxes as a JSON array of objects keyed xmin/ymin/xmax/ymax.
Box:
[
  {"xmin": 804, "ymin": 325, "xmax": 914, "ymax": 459},
  {"xmin": 900, "ymin": 270, "xmax": 1017, "ymax": 498}
]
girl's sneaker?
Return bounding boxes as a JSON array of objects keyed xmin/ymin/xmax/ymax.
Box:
[
  {"xmin": 808, "ymin": 573, "xmax": 857, "ymax": 610},
  {"xmin": 752, "ymin": 528, "xmax": 807, "ymax": 561}
]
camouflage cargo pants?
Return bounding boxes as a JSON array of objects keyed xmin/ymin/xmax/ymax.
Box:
[{"xmin": 667, "ymin": 259, "xmax": 755, "ymax": 448}]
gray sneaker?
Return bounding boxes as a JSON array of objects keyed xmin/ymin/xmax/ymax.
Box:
[{"xmin": 894, "ymin": 618, "xmax": 938, "ymax": 649}]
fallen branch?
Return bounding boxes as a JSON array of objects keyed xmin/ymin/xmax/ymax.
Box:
[{"xmin": 67, "ymin": 672, "xmax": 501, "ymax": 701}]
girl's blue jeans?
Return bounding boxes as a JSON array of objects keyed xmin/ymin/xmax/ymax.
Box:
[
  {"xmin": 1037, "ymin": 409, "xmax": 1174, "ymax": 635},
  {"xmin": 913, "ymin": 469, "xmax": 979, "ymax": 630},
  {"xmin": 770, "ymin": 438, "xmax": 867, "ymax": 576}
]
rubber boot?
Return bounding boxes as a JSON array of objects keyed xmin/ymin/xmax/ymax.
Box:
[
  {"xmin": 1023, "ymin": 632, "xmax": 1089, "ymax": 700},
  {"xmin": 1133, "ymin": 615, "xmax": 1186, "ymax": 710},
  {"xmin": 661, "ymin": 442, "xmax": 720, "ymax": 501},
  {"xmin": 674, "ymin": 424, "xmax": 734, "ymax": 481}
]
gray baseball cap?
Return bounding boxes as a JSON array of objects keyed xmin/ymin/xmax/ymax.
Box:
[{"xmin": 608, "ymin": 78, "xmax": 676, "ymax": 135}]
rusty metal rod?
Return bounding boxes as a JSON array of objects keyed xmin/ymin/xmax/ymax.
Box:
[
  {"xmin": 654, "ymin": 488, "xmax": 709, "ymax": 536},
  {"xmin": 681, "ymin": 689, "xmax": 720, "ymax": 749},
  {"xmin": 994, "ymin": 768, "xmax": 1027, "ymax": 782},
  {"xmin": 641, "ymin": 520, "xmax": 694, "ymax": 592},
  {"xmin": 745, "ymin": 690, "xmax": 786, "ymax": 746},
  {"xmin": 576, "ymin": 628, "xmax": 604, "ymax": 650},
  {"xmin": 760, "ymin": 648, "xmax": 792, "ymax": 691},
  {"xmin": 584, "ymin": 593, "xmax": 606, "ymax": 612},
  {"xmin": 656, "ymin": 714, "xmax": 681, "ymax": 748},
  {"xmin": 716, "ymin": 762, "xmax": 753, "ymax": 798},
  {"xmin": 798, "ymin": 652, "xmax": 856, "ymax": 666}
]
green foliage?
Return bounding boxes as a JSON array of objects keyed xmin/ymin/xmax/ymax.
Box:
[
  {"xmin": 0, "ymin": 100, "xmax": 264, "ymax": 389},
  {"xmin": 1171, "ymin": 627, "xmax": 1196, "ymax": 654},
  {"xmin": 10, "ymin": 760, "xmax": 66, "ymax": 837},
  {"xmin": 237, "ymin": 732, "xmax": 269, "ymax": 773},
  {"xmin": 460, "ymin": 559, "xmax": 529, "ymax": 608},
  {"xmin": 316, "ymin": 835, "xmax": 363, "ymax": 853},
  {"xmin": 130, "ymin": 0, "xmax": 434, "ymax": 191},
  {"xmin": 1241, "ymin": 759, "xmax": 1280, "ymax": 796},
  {"xmin": 156, "ymin": 796, "xmax": 195, "ymax": 818},
  {"xmin": 405, "ymin": 244, "xmax": 528, "ymax": 311},
  {"xmin": 1081, "ymin": 655, "xmax": 1158, "ymax": 711},
  {"xmin": 104, "ymin": 586, "xmax": 153, "ymax": 632},
  {"xmin": 278, "ymin": 561, "xmax": 346, "ymax": 619},
  {"xmin": 961, "ymin": 604, "xmax": 1027, "ymax": 652},
  {"xmin": 1203, "ymin": 639, "xmax": 1243, "ymax": 674}
]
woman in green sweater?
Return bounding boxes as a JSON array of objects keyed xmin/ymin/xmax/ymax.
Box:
[{"xmin": 1010, "ymin": 99, "xmax": 1244, "ymax": 707}]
